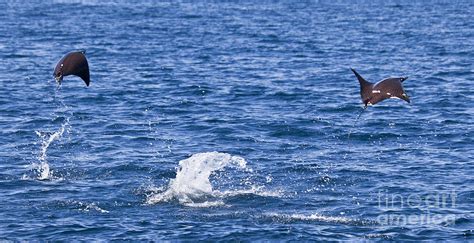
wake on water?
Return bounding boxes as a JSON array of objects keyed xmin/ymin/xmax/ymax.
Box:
[{"xmin": 146, "ymin": 152, "xmax": 280, "ymax": 207}]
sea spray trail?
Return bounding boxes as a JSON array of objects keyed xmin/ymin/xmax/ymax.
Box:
[
  {"xmin": 52, "ymin": 86, "xmax": 73, "ymax": 119},
  {"xmin": 347, "ymin": 107, "xmax": 366, "ymax": 140},
  {"xmin": 343, "ymin": 107, "xmax": 367, "ymax": 160},
  {"xmin": 146, "ymin": 152, "xmax": 273, "ymax": 207},
  {"xmin": 33, "ymin": 118, "xmax": 69, "ymax": 180},
  {"xmin": 31, "ymin": 88, "xmax": 72, "ymax": 180}
]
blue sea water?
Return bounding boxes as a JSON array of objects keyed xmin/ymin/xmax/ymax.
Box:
[{"xmin": 0, "ymin": 0, "xmax": 473, "ymax": 240}]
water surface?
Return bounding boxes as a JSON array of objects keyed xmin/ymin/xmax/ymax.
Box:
[{"xmin": 0, "ymin": 1, "xmax": 472, "ymax": 240}]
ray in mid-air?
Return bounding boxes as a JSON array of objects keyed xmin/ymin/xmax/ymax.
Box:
[
  {"xmin": 53, "ymin": 51, "xmax": 90, "ymax": 86},
  {"xmin": 351, "ymin": 68, "xmax": 410, "ymax": 108}
]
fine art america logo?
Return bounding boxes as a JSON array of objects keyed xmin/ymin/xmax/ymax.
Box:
[{"xmin": 376, "ymin": 190, "xmax": 458, "ymax": 226}]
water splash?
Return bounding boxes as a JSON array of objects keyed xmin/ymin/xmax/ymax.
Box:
[
  {"xmin": 347, "ymin": 106, "xmax": 367, "ymax": 139},
  {"xmin": 78, "ymin": 202, "xmax": 109, "ymax": 214},
  {"xmin": 33, "ymin": 117, "xmax": 69, "ymax": 180},
  {"xmin": 263, "ymin": 213, "xmax": 371, "ymax": 225},
  {"xmin": 147, "ymin": 152, "xmax": 251, "ymax": 206},
  {"xmin": 26, "ymin": 84, "xmax": 73, "ymax": 180}
]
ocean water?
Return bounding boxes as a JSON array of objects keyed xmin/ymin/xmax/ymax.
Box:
[{"xmin": 0, "ymin": 0, "xmax": 473, "ymax": 240}]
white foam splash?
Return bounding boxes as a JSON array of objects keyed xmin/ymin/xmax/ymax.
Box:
[
  {"xmin": 264, "ymin": 213, "xmax": 355, "ymax": 224},
  {"xmin": 147, "ymin": 152, "xmax": 249, "ymax": 205},
  {"xmin": 183, "ymin": 201, "xmax": 226, "ymax": 208},
  {"xmin": 220, "ymin": 185, "xmax": 284, "ymax": 198},
  {"xmin": 78, "ymin": 202, "xmax": 109, "ymax": 213},
  {"xmin": 33, "ymin": 118, "xmax": 69, "ymax": 180}
]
